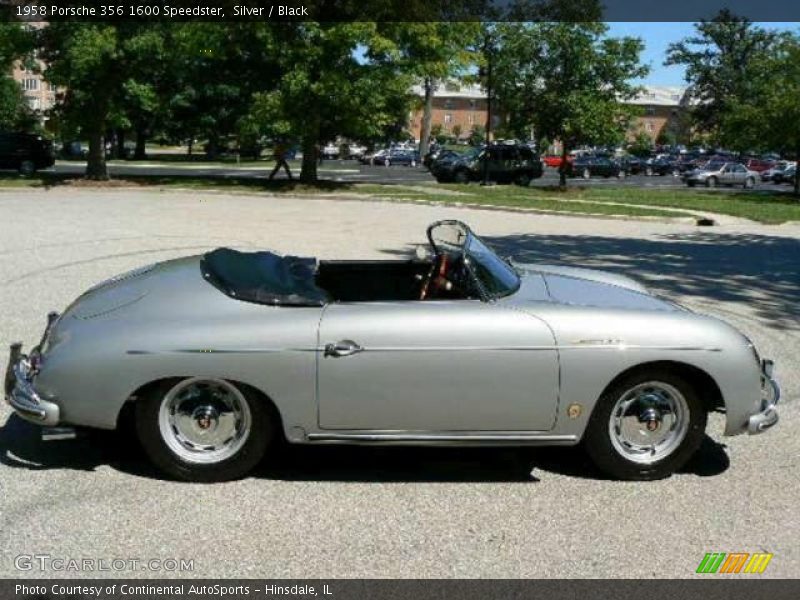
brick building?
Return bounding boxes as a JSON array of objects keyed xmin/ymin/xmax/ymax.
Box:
[
  {"xmin": 11, "ymin": 61, "xmax": 57, "ymax": 118},
  {"xmin": 409, "ymin": 82, "xmax": 689, "ymax": 144}
]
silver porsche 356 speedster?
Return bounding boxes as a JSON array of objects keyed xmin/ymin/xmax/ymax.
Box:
[{"xmin": 6, "ymin": 220, "xmax": 779, "ymax": 482}]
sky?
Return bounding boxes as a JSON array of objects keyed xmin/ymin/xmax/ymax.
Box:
[{"xmin": 607, "ymin": 22, "xmax": 800, "ymax": 86}]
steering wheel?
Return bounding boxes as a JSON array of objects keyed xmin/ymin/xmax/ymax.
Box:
[{"xmin": 419, "ymin": 253, "xmax": 449, "ymax": 300}]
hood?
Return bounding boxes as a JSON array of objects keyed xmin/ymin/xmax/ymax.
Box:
[{"xmin": 506, "ymin": 262, "xmax": 681, "ymax": 312}]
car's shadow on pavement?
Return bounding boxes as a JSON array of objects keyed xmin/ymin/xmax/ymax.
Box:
[{"xmin": 0, "ymin": 414, "xmax": 729, "ymax": 483}]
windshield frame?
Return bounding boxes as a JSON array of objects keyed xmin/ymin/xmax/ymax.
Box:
[{"xmin": 426, "ymin": 220, "xmax": 521, "ymax": 302}]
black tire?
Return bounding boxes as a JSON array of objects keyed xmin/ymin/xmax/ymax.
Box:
[
  {"xmin": 687, "ymin": 181, "xmax": 696, "ymax": 187},
  {"xmin": 583, "ymin": 369, "xmax": 707, "ymax": 480},
  {"xmin": 453, "ymin": 169, "xmax": 470, "ymax": 184},
  {"xmin": 515, "ymin": 172, "xmax": 531, "ymax": 187},
  {"xmin": 18, "ymin": 160, "xmax": 35, "ymax": 177},
  {"xmin": 135, "ymin": 378, "xmax": 274, "ymax": 482}
]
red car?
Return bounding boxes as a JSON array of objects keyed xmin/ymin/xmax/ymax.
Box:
[
  {"xmin": 744, "ymin": 158, "xmax": 775, "ymax": 173},
  {"xmin": 542, "ymin": 155, "xmax": 576, "ymax": 168}
]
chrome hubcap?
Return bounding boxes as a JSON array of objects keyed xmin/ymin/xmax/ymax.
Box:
[
  {"xmin": 608, "ymin": 381, "xmax": 689, "ymax": 464},
  {"xmin": 158, "ymin": 378, "xmax": 251, "ymax": 464}
]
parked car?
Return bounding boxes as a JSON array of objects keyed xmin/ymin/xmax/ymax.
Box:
[
  {"xmin": 619, "ymin": 155, "xmax": 645, "ymax": 175},
  {"xmin": 683, "ymin": 161, "xmax": 757, "ymax": 188},
  {"xmin": 6, "ymin": 220, "xmax": 779, "ymax": 482},
  {"xmin": 423, "ymin": 146, "xmax": 459, "ymax": 169},
  {"xmin": 760, "ymin": 161, "xmax": 792, "ymax": 182},
  {"xmin": 773, "ymin": 164, "xmax": 797, "ymax": 184},
  {"xmin": 744, "ymin": 158, "xmax": 775, "ymax": 173},
  {"xmin": 644, "ymin": 156, "xmax": 680, "ymax": 177},
  {"xmin": 60, "ymin": 140, "xmax": 87, "ymax": 160},
  {"xmin": 431, "ymin": 143, "xmax": 543, "ymax": 185},
  {"xmin": 0, "ymin": 132, "xmax": 55, "ymax": 175},
  {"xmin": 321, "ymin": 143, "xmax": 339, "ymax": 160},
  {"xmin": 542, "ymin": 155, "xmax": 565, "ymax": 168},
  {"xmin": 373, "ymin": 148, "xmax": 419, "ymax": 167},
  {"xmin": 567, "ymin": 155, "xmax": 625, "ymax": 179},
  {"xmin": 359, "ymin": 149, "xmax": 387, "ymax": 165}
]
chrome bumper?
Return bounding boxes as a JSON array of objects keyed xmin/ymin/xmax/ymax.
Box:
[
  {"xmin": 4, "ymin": 343, "xmax": 60, "ymax": 427},
  {"xmin": 748, "ymin": 359, "xmax": 780, "ymax": 434}
]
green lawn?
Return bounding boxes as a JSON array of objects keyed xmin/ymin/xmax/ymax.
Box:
[{"xmin": 2, "ymin": 172, "xmax": 799, "ymax": 223}]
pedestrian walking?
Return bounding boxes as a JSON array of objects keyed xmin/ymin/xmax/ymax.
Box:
[{"xmin": 268, "ymin": 139, "xmax": 293, "ymax": 181}]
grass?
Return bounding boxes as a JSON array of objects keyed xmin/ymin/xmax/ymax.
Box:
[{"xmin": 2, "ymin": 171, "xmax": 799, "ymax": 223}]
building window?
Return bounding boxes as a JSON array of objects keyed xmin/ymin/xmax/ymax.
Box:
[
  {"xmin": 645, "ymin": 106, "xmax": 656, "ymax": 115},
  {"xmin": 47, "ymin": 81, "xmax": 57, "ymax": 92},
  {"xmin": 444, "ymin": 113, "xmax": 453, "ymax": 124},
  {"xmin": 22, "ymin": 78, "xmax": 38, "ymax": 91},
  {"xmin": 469, "ymin": 99, "xmax": 477, "ymax": 109},
  {"xmin": 443, "ymin": 99, "xmax": 454, "ymax": 109}
]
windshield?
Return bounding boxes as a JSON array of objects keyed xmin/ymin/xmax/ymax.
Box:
[
  {"xmin": 427, "ymin": 221, "xmax": 521, "ymax": 299},
  {"xmin": 465, "ymin": 234, "xmax": 521, "ymax": 298}
]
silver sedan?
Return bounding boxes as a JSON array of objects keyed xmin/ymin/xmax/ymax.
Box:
[{"xmin": 684, "ymin": 161, "xmax": 758, "ymax": 188}]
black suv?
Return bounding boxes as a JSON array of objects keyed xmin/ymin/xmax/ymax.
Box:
[
  {"xmin": 567, "ymin": 155, "xmax": 625, "ymax": 179},
  {"xmin": 431, "ymin": 144, "xmax": 543, "ymax": 185},
  {"xmin": 0, "ymin": 132, "xmax": 55, "ymax": 175}
]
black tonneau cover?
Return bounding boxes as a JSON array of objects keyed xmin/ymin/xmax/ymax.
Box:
[{"xmin": 200, "ymin": 248, "xmax": 330, "ymax": 306}]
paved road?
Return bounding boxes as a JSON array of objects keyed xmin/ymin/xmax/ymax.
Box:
[
  {"xmin": 51, "ymin": 159, "xmax": 794, "ymax": 191},
  {"xmin": 0, "ymin": 188, "xmax": 798, "ymax": 578}
]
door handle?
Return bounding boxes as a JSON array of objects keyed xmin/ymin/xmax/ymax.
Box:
[{"xmin": 324, "ymin": 340, "xmax": 364, "ymax": 358}]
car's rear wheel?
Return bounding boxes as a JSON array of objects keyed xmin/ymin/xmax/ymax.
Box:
[
  {"xmin": 18, "ymin": 160, "xmax": 35, "ymax": 177},
  {"xmin": 515, "ymin": 172, "xmax": 531, "ymax": 187},
  {"xmin": 453, "ymin": 169, "xmax": 470, "ymax": 184},
  {"xmin": 706, "ymin": 176, "xmax": 717, "ymax": 188},
  {"xmin": 583, "ymin": 370, "xmax": 707, "ymax": 480},
  {"xmin": 744, "ymin": 177, "xmax": 755, "ymax": 189},
  {"xmin": 136, "ymin": 378, "xmax": 273, "ymax": 482}
]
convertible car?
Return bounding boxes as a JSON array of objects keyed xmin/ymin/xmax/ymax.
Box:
[{"xmin": 5, "ymin": 221, "xmax": 779, "ymax": 482}]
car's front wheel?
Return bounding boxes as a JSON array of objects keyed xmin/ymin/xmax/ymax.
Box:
[
  {"xmin": 583, "ymin": 370, "xmax": 707, "ymax": 480},
  {"xmin": 136, "ymin": 378, "xmax": 273, "ymax": 482}
]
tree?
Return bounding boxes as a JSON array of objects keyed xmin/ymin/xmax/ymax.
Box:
[
  {"xmin": 665, "ymin": 11, "xmax": 780, "ymax": 146},
  {"xmin": 0, "ymin": 22, "xmax": 36, "ymax": 131},
  {"xmin": 389, "ymin": 23, "xmax": 480, "ymax": 159},
  {"xmin": 493, "ymin": 21, "xmax": 647, "ymax": 187},
  {"xmin": 40, "ymin": 24, "xmax": 164, "ymax": 179},
  {"xmin": 252, "ymin": 23, "xmax": 411, "ymax": 183},
  {"xmin": 629, "ymin": 131, "xmax": 654, "ymax": 157},
  {"xmin": 721, "ymin": 35, "xmax": 800, "ymax": 196}
]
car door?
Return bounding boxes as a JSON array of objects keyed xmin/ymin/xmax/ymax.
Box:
[{"xmin": 317, "ymin": 300, "xmax": 560, "ymax": 431}]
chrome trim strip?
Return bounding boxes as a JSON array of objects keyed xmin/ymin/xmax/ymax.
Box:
[
  {"xmin": 307, "ymin": 432, "xmax": 578, "ymax": 444},
  {"xmin": 128, "ymin": 344, "xmax": 722, "ymax": 355}
]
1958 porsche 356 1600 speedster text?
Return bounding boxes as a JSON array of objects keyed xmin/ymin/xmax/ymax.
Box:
[{"xmin": 6, "ymin": 220, "xmax": 779, "ymax": 481}]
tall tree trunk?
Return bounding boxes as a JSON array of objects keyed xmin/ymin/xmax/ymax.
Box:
[
  {"xmin": 134, "ymin": 126, "xmax": 147, "ymax": 160},
  {"xmin": 558, "ymin": 142, "xmax": 569, "ymax": 189},
  {"xmin": 418, "ymin": 77, "xmax": 435, "ymax": 160},
  {"xmin": 300, "ymin": 134, "xmax": 318, "ymax": 183},
  {"xmin": 86, "ymin": 128, "xmax": 109, "ymax": 180}
]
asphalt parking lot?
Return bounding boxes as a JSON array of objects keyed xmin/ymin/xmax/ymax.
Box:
[
  {"xmin": 52, "ymin": 159, "xmax": 792, "ymax": 191},
  {"xmin": 1, "ymin": 188, "xmax": 798, "ymax": 578}
]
